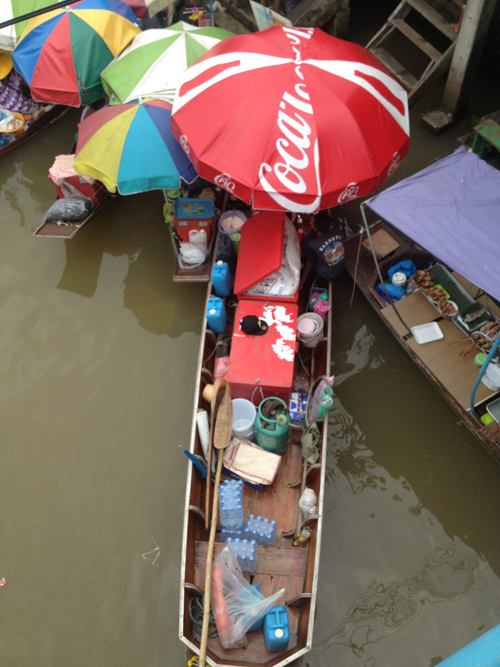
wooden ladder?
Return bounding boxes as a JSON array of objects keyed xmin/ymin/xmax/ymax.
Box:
[{"xmin": 366, "ymin": 0, "xmax": 460, "ymax": 106}]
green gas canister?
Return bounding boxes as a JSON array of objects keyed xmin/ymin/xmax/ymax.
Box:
[{"xmin": 255, "ymin": 397, "xmax": 290, "ymax": 455}]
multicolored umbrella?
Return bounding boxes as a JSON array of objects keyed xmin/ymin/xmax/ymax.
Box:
[
  {"xmin": 100, "ymin": 21, "xmax": 234, "ymax": 105},
  {"xmin": 11, "ymin": 0, "xmax": 140, "ymax": 107},
  {"xmin": 121, "ymin": 0, "xmax": 177, "ymax": 19},
  {"xmin": 74, "ymin": 98, "xmax": 197, "ymax": 195},
  {"xmin": 121, "ymin": 0, "xmax": 149, "ymax": 19},
  {"xmin": 172, "ymin": 26, "xmax": 410, "ymax": 213},
  {"xmin": 0, "ymin": 1, "xmax": 56, "ymax": 52}
]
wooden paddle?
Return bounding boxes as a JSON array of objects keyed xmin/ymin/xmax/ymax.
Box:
[
  {"xmin": 204, "ymin": 377, "xmax": 226, "ymax": 530},
  {"xmin": 199, "ymin": 382, "xmax": 233, "ymax": 667}
]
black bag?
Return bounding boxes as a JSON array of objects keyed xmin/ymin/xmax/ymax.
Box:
[{"xmin": 44, "ymin": 197, "xmax": 94, "ymax": 222}]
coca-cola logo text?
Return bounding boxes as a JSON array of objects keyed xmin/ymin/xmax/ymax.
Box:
[
  {"xmin": 337, "ymin": 182, "xmax": 359, "ymax": 204},
  {"xmin": 214, "ymin": 173, "xmax": 236, "ymax": 192},
  {"xmin": 387, "ymin": 152, "xmax": 400, "ymax": 176},
  {"xmin": 258, "ymin": 28, "xmax": 321, "ymax": 213},
  {"xmin": 179, "ymin": 135, "xmax": 190, "ymax": 155}
]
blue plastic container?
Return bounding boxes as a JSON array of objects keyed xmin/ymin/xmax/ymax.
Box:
[
  {"xmin": 211, "ymin": 260, "xmax": 233, "ymax": 297},
  {"xmin": 264, "ymin": 606, "xmax": 290, "ymax": 651},
  {"xmin": 248, "ymin": 585, "xmax": 265, "ymax": 632},
  {"xmin": 206, "ymin": 297, "xmax": 227, "ymax": 334}
]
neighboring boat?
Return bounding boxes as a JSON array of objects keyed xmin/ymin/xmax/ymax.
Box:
[
  {"xmin": 33, "ymin": 192, "xmax": 111, "ymax": 238},
  {"xmin": 344, "ymin": 146, "xmax": 500, "ymax": 463},
  {"xmin": 34, "ymin": 152, "xmax": 110, "ymax": 239},
  {"xmin": 0, "ymin": 103, "xmax": 68, "ymax": 157},
  {"xmin": 163, "ymin": 189, "xmax": 244, "ymax": 283},
  {"xmin": 179, "ymin": 211, "xmax": 332, "ymax": 666}
]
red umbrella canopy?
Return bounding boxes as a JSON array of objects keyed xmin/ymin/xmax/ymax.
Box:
[{"xmin": 172, "ymin": 26, "xmax": 410, "ymax": 213}]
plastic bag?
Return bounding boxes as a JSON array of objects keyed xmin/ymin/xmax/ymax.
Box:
[
  {"xmin": 245, "ymin": 218, "xmax": 300, "ymax": 298},
  {"xmin": 212, "ymin": 547, "xmax": 285, "ymax": 649},
  {"xmin": 43, "ymin": 197, "xmax": 94, "ymax": 222},
  {"xmin": 178, "ymin": 242, "xmax": 208, "ymax": 267},
  {"xmin": 387, "ymin": 260, "xmax": 416, "ymax": 281}
]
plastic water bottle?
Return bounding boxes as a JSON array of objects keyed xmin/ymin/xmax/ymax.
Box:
[
  {"xmin": 220, "ymin": 479, "xmax": 245, "ymax": 530},
  {"xmin": 244, "ymin": 514, "xmax": 277, "ymax": 546},
  {"xmin": 226, "ymin": 538, "xmax": 257, "ymax": 572},
  {"xmin": 220, "ymin": 528, "xmax": 242, "ymax": 541}
]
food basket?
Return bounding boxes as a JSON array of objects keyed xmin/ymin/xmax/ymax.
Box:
[{"xmin": 1, "ymin": 111, "xmax": 25, "ymax": 139}]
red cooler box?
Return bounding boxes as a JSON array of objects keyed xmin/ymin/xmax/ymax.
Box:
[
  {"xmin": 174, "ymin": 198, "xmax": 215, "ymax": 244},
  {"xmin": 234, "ymin": 211, "xmax": 299, "ymax": 303},
  {"xmin": 226, "ymin": 298, "xmax": 298, "ymax": 402},
  {"xmin": 48, "ymin": 154, "xmax": 107, "ymax": 204}
]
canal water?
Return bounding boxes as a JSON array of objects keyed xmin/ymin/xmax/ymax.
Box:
[{"xmin": 2, "ymin": 15, "xmax": 500, "ymax": 667}]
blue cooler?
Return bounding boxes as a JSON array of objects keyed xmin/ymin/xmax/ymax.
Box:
[{"xmin": 264, "ymin": 606, "xmax": 289, "ymax": 651}]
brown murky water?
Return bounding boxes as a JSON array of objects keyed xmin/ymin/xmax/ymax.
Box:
[{"xmin": 2, "ymin": 12, "xmax": 500, "ymax": 667}]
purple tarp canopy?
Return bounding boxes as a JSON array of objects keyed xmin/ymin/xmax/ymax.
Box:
[{"xmin": 366, "ymin": 146, "xmax": 500, "ymax": 302}]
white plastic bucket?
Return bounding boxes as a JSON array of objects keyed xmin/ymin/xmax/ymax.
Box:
[
  {"xmin": 218, "ymin": 210, "xmax": 247, "ymax": 235},
  {"xmin": 231, "ymin": 398, "xmax": 257, "ymax": 440},
  {"xmin": 482, "ymin": 363, "xmax": 500, "ymax": 391},
  {"xmin": 297, "ymin": 313, "xmax": 324, "ymax": 348}
]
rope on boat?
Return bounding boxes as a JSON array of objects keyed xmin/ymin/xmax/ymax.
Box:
[{"xmin": 189, "ymin": 594, "xmax": 218, "ymax": 639}]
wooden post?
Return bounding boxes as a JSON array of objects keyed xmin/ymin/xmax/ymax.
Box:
[{"xmin": 440, "ymin": 0, "xmax": 496, "ymax": 119}]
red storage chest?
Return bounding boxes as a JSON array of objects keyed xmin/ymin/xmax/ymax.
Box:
[
  {"xmin": 226, "ymin": 298, "xmax": 298, "ymax": 402},
  {"xmin": 234, "ymin": 211, "xmax": 298, "ymax": 302},
  {"xmin": 48, "ymin": 154, "xmax": 107, "ymax": 205}
]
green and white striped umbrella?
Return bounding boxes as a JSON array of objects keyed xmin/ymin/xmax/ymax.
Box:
[{"xmin": 100, "ymin": 21, "xmax": 234, "ymax": 105}]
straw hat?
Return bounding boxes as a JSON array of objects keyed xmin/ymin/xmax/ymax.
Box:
[{"xmin": 0, "ymin": 51, "xmax": 13, "ymax": 80}]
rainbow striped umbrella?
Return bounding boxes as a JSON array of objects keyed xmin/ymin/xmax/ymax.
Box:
[
  {"xmin": 11, "ymin": 0, "xmax": 140, "ymax": 107},
  {"xmin": 74, "ymin": 98, "xmax": 197, "ymax": 195},
  {"xmin": 0, "ymin": 1, "xmax": 56, "ymax": 52}
]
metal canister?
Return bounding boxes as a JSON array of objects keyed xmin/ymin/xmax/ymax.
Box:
[{"xmin": 254, "ymin": 397, "xmax": 290, "ymax": 455}]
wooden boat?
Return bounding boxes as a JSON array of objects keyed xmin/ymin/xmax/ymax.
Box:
[
  {"xmin": 33, "ymin": 150, "xmax": 111, "ymax": 239},
  {"xmin": 166, "ymin": 217, "xmax": 217, "ymax": 282},
  {"xmin": 343, "ymin": 145, "xmax": 500, "ymax": 464},
  {"xmin": 163, "ymin": 188, "xmax": 228, "ymax": 283},
  {"xmin": 0, "ymin": 104, "xmax": 68, "ymax": 157},
  {"xmin": 179, "ymin": 213, "xmax": 332, "ymax": 666},
  {"xmin": 33, "ymin": 192, "xmax": 111, "ymax": 239}
]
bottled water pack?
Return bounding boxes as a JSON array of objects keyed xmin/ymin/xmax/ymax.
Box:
[
  {"xmin": 243, "ymin": 514, "xmax": 277, "ymax": 546},
  {"xmin": 226, "ymin": 537, "xmax": 257, "ymax": 573},
  {"xmin": 219, "ymin": 479, "xmax": 244, "ymax": 530}
]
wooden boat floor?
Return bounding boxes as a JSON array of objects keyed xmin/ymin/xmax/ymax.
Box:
[
  {"xmin": 33, "ymin": 195, "xmax": 110, "ymax": 238},
  {"xmin": 380, "ymin": 284, "xmax": 495, "ymax": 410},
  {"xmin": 188, "ymin": 439, "xmax": 315, "ymax": 664}
]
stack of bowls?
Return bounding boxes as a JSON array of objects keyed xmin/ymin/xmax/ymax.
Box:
[{"xmin": 297, "ymin": 313, "xmax": 324, "ymax": 348}]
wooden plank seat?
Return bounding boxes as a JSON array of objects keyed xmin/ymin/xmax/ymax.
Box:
[{"xmin": 193, "ymin": 543, "xmax": 308, "ymax": 646}]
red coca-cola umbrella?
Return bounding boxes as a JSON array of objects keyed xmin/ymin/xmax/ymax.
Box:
[{"xmin": 171, "ymin": 26, "xmax": 410, "ymax": 213}]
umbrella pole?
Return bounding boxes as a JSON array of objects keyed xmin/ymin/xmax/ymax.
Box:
[{"xmin": 210, "ymin": 0, "xmax": 213, "ymax": 26}]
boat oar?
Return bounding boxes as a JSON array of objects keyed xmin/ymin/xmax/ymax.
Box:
[
  {"xmin": 204, "ymin": 378, "xmax": 226, "ymax": 530},
  {"xmin": 198, "ymin": 383, "xmax": 233, "ymax": 667}
]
